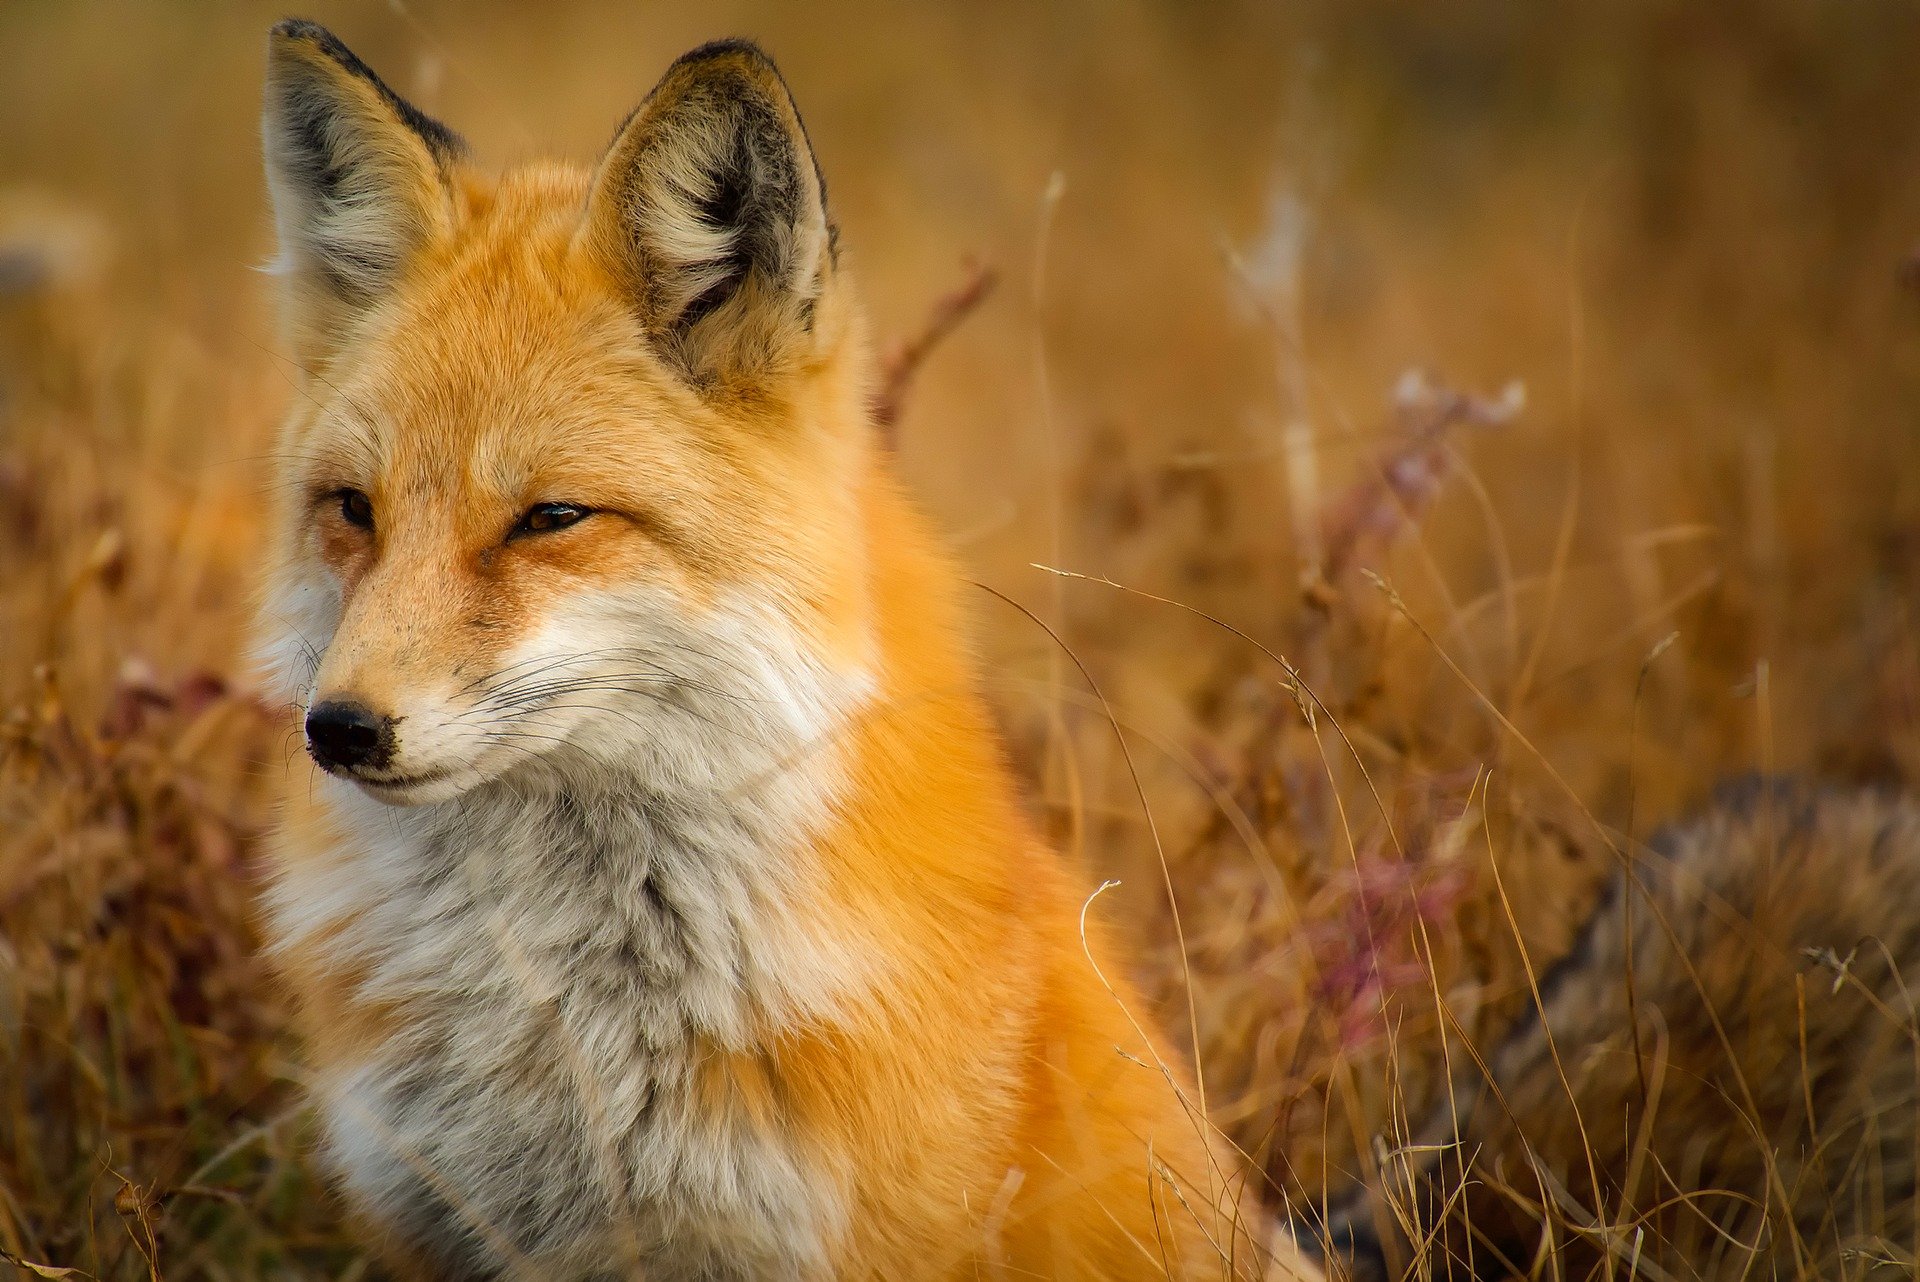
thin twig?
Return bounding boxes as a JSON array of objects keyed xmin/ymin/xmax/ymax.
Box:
[{"xmin": 872, "ymin": 256, "xmax": 1000, "ymax": 446}]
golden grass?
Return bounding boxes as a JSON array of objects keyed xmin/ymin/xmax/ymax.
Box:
[{"xmin": 4, "ymin": 1, "xmax": 1920, "ymax": 1276}]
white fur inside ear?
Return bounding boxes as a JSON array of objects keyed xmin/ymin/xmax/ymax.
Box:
[
  {"xmin": 260, "ymin": 39, "xmax": 457, "ymax": 327},
  {"xmin": 641, "ymin": 134, "xmax": 758, "ymax": 320},
  {"xmin": 591, "ymin": 53, "xmax": 831, "ymax": 377},
  {"xmin": 264, "ymin": 98, "xmax": 419, "ymax": 300}
]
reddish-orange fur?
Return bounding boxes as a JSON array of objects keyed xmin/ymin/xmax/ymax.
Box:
[{"xmin": 257, "ymin": 22, "xmax": 1321, "ymax": 1280}]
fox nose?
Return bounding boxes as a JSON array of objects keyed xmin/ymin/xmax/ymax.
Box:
[{"xmin": 305, "ymin": 698, "xmax": 395, "ymax": 772}]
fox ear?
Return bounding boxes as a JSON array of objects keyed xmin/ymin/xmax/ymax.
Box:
[
  {"xmin": 261, "ymin": 20, "xmax": 463, "ymax": 361},
  {"xmin": 584, "ymin": 40, "xmax": 834, "ymax": 389}
]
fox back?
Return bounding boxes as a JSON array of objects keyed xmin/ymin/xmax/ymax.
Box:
[{"xmin": 255, "ymin": 21, "xmax": 1316, "ymax": 1282}]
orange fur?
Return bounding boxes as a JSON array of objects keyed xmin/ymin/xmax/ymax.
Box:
[{"xmin": 256, "ymin": 21, "xmax": 1319, "ymax": 1280}]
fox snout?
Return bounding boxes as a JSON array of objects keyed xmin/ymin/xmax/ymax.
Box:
[{"xmin": 304, "ymin": 697, "xmax": 396, "ymax": 774}]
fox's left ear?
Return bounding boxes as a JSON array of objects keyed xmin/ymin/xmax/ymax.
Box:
[
  {"xmin": 584, "ymin": 41, "xmax": 834, "ymax": 389},
  {"xmin": 262, "ymin": 20, "xmax": 463, "ymax": 364}
]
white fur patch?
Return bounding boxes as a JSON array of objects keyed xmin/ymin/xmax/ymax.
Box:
[
  {"xmin": 264, "ymin": 586, "xmax": 876, "ymax": 1278},
  {"xmin": 254, "ymin": 576, "xmax": 341, "ymax": 709}
]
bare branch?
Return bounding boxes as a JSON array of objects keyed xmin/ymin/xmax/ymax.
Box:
[{"xmin": 872, "ymin": 257, "xmax": 999, "ymax": 447}]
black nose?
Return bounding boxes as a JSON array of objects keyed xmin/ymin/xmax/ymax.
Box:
[{"xmin": 305, "ymin": 698, "xmax": 394, "ymax": 772}]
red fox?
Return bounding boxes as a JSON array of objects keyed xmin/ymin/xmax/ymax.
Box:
[{"xmin": 254, "ymin": 20, "xmax": 1319, "ymax": 1281}]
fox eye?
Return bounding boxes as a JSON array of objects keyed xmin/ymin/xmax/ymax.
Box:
[
  {"xmin": 337, "ymin": 488, "xmax": 374, "ymax": 530},
  {"xmin": 512, "ymin": 502, "xmax": 591, "ymax": 539}
]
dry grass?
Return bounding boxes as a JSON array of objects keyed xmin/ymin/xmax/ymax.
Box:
[{"xmin": 4, "ymin": 1, "xmax": 1920, "ymax": 1277}]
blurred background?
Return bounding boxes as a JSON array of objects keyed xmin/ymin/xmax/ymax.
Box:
[{"xmin": 4, "ymin": 1, "xmax": 1920, "ymax": 1275}]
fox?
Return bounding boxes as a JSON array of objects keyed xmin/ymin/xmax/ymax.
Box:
[
  {"xmin": 253, "ymin": 19, "xmax": 1322, "ymax": 1282},
  {"xmin": 1317, "ymin": 779, "xmax": 1920, "ymax": 1280}
]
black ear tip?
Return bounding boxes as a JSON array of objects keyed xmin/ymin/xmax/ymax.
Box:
[
  {"xmin": 267, "ymin": 18, "xmax": 360, "ymax": 74},
  {"xmin": 270, "ymin": 17, "xmax": 338, "ymax": 50},
  {"xmin": 667, "ymin": 37, "xmax": 785, "ymax": 82},
  {"xmin": 265, "ymin": 17, "xmax": 466, "ymax": 162}
]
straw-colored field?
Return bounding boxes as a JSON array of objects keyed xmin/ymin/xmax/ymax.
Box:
[{"xmin": 4, "ymin": 2, "xmax": 1920, "ymax": 1276}]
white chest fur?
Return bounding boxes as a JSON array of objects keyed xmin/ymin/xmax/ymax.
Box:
[
  {"xmin": 264, "ymin": 592, "xmax": 880, "ymax": 1279},
  {"xmin": 277, "ymin": 780, "xmax": 862, "ymax": 1280}
]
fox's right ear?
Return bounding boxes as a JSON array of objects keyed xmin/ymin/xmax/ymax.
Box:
[{"xmin": 261, "ymin": 19, "xmax": 462, "ymax": 364}]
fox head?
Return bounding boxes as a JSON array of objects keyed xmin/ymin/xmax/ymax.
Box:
[{"xmin": 258, "ymin": 22, "xmax": 878, "ymax": 806}]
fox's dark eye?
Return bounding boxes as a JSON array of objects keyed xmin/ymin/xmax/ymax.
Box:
[
  {"xmin": 513, "ymin": 502, "xmax": 591, "ymax": 538},
  {"xmin": 337, "ymin": 488, "xmax": 374, "ymax": 530}
]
